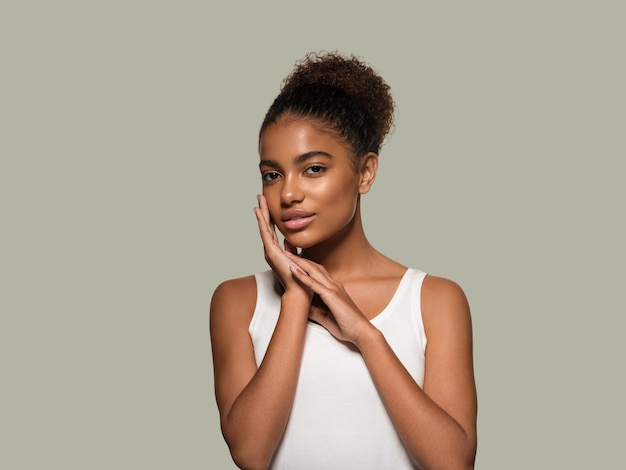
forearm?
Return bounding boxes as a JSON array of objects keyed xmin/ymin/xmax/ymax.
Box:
[
  {"xmin": 357, "ymin": 329, "xmax": 476, "ymax": 469},
  {"xmin": 222, "ymin": 290, "xmax": 309, "ymax": 469}
]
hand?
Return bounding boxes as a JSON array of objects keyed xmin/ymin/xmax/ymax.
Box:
[
  {"xmin": 253, "ymin": 195, "xmax": 310, "ymax": 296},
  {"xmin": 286, "ymin": 254, "xmax": 375, "ymax": 345}
]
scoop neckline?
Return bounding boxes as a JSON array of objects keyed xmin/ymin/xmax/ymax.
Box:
[
  {"xmin": 306, "ymin": 268, "xmax": 413, "ymax": 332},
  {"xmin": 369, "ymin": 267, "xmax": 412, "ymax": 326}
]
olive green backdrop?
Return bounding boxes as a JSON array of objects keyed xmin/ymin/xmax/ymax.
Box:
[{"xmin": 2, "ymin": 1, "xmax": 624, "ymax": 468}]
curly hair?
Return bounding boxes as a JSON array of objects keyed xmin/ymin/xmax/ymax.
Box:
[{"xmin": 260, "ymin": 51, "xmax": 395, "ymax": 164}]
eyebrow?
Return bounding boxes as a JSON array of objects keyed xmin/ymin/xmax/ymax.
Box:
[{"xmin": 259, "ymin": 151, "xmax": 333, "ymax": 169}]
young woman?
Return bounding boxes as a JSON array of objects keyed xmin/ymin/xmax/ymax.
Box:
[{"xmin": 210, "ymin": 52, "xmax": 477, "ymax": 470}]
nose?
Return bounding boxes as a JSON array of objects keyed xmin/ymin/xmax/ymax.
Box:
[{"xmin": 280, "ymin": 174, "xmax": 304, "ymax": 206}]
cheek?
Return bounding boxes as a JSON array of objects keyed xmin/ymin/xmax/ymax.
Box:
[{"xmin": 323, "ymin": 179, "xmax": 359, "ymax": 206}]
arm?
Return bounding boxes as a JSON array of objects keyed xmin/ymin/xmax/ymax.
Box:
[
  {"xmin": 289, "ymin": 260, "xmax": 477, "ymax": 469},
  {"xmin": 356, "ymin": 275, "xmax": 477, "ymax": 469},
  {"xmin": 210, "ymin": 279, "xmax": 310, "ymax": 469},
  {"xmin": 209, "ymin": 196, "xmax": 313, "ymax": 469}
]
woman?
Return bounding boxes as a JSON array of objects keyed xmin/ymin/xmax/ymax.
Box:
[{"xmin": 210, "ymin": 51, "xmax": 477, "ymax": 469}]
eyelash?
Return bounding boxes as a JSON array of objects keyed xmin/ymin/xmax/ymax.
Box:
[
  {"xmin": 261, "ymin": 171, "xmax": 280, "ymax": 183},
  {"xmin": 305, "ymin": 165, "xmax": 326, "ymax": 175},
  {"xmin": 261, "ymin": 165, "xmax": 326, "ymax": 183}
]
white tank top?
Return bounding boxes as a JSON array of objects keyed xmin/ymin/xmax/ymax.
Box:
[{"xmin": 249, "ymin": 268, "xmax": 428, "ymax": 469}]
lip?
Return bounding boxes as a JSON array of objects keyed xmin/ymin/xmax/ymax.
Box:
[{"xmin": 281, "ymin": 210, "xmax": 316, "ymax": 231}]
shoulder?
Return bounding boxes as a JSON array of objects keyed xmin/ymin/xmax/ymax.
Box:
[
  {"xmin": 420, "ymin": 274, "xmax": 472, "ymax": 339},
  {"xmin": 421, "ymin": 274, "xmax": 469, "ymax": 308},
  {"xmin": 211, "ymin": 274, "xmax": 257, "ymax": 307},
  {"xmin": 210, "ymin": 275, "xmax": 258, "ymax": 331}
]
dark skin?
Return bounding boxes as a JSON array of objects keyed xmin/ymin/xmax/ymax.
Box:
[{"xmin": 210, "ymin": 118, "xmax": 477, "ymax": 469}]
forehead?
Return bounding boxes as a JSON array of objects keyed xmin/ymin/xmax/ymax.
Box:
[{"xmin": 259, "ymin": 119, "xmax": 352, "ymax": 161}]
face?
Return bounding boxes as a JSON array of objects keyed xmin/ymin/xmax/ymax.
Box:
[{"xmin": 259, "ymin": 119, "xmax": 376, "ymax": 249}]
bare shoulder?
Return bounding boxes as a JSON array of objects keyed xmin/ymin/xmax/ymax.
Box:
[
  {"xmin": 211, "ymin": 275, "xmax": 257, "ymax": 312},
  {"xmin": 420, "ymin": 274, "xmax": 472, "ymax": 334},
  {"xmin": 210, "ymin": 275, "xmax": 258, "ymax": 335},
  {"xmin": 421, "ymin": 275, "xmax": 469, "ymax": 313}
]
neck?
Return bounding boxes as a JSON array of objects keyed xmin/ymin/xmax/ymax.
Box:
[{"xmin": 300, "ymin": 207, "xmax": 379, "ymax": 280}]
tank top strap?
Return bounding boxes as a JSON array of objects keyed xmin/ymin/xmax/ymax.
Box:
[{"xmin": 249, "ymin": 270, "xmax": 281, "ymax": 366}]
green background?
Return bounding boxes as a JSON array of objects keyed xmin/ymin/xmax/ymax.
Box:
[{"xmin": 2, "ymin": 1, "xmax": 624, "ymax": 468}]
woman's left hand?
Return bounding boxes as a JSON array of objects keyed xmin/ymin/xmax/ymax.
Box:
[{"xmin": 286, "ymin": 253, "xmax": 375, "ymax": 345}]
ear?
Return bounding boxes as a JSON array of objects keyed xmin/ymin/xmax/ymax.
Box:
[{"xmin": 358, "ymin": 153, "xmax": 378, "ymax": 195}]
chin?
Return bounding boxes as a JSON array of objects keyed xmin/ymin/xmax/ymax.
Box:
[{"xmin": 283, "ymin": 233, "xmax": 319, "ymax": 251}]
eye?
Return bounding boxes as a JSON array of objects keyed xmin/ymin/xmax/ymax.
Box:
[
  {"xmin": 262, "ymin": 171, "xmax": 281, "ymax": 183},
  {"xmin": 305, "ymin": 165, "xmax": 326, "ymax": 175}
]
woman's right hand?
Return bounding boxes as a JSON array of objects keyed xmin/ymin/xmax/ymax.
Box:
[{"xmin": 253, "ymin": 194, "xmax": 310, "ymax": 296}]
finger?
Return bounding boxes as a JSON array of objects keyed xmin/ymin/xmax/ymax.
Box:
[
  {"xmin": 289, "ymin": 263, "xmax": 329, "ymax": 293},
  {"xmin": 254, "ymin": 208, "xmax": 279, "ymax": 254},
  {"xmin": 254, "ymin": 197, "xmax": 279, "ymax": 244},
  {"xmin": 285, "ymin": 254, "xmax": 327, "ymax": 274},
  {"xmin": 257, "ymin": 194, "xmax": 271, "ymax": 227},
  {"xmin": 255, "ymin": 195, "xmax": 270, "ymax": 230},
  {"xmin": 253, "ymin": 206, "xmax": 271, "ymax": 238},
  {"xmin": 258, "ymin": 194, "xmax": 279, "ymax": 243},
  {"xmin": 286, "ymin": 254, "xmax": 334, "ymax": 288}
]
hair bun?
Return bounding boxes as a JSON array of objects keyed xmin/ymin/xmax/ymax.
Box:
[{"xmin": 281, "ymin": 51, "xmax": 395, "ymax": 145}]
